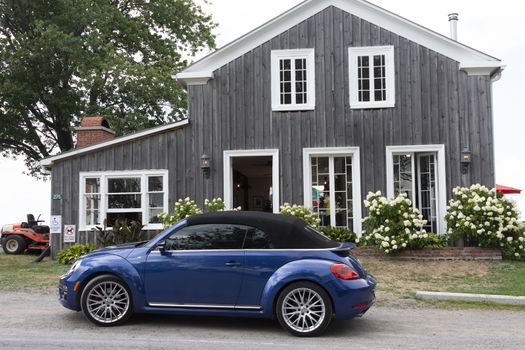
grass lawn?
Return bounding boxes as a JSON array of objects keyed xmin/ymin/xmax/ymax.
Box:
[
  {"xmin": 360, "ymin": 256, "xmax": 525, "ymax": 309},
  {"xmin": 1, "ymin": 252, "xmax": 524, "ymax": 310},
  {"xmin": 0, "ymin": 253, "xmax": 68, "ymax": 291}
]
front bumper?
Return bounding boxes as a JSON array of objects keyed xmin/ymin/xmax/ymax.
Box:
[{"xmin": 58, "ymin": 276, "xmax": 81, "ymax": 311}]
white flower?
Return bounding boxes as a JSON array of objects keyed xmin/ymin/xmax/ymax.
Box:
[
  {"xmin": 392, "ymin": 245, "xmax": 398, "ymax": 250},
  {"xmin": 515, "ymin": 253, "xmax": 520, "ymax": 257},
  {"xmin": 402, "ymin": 243, "xmax": 407, "ymax": 248},
  {"xmin": 381, "ymin": 241, "xmax": 390, "ymax": 247},
  {"xmin": 405, "ymin": 228, "xmax": 411, "ymax": 234},
  {"xmin": 507, "ymin": 237, "xmax": 513, "ymax": 242}
]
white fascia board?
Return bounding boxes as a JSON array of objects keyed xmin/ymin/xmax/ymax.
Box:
[
  {"xmin": 40, "ymin": 119, "xmax": 189, "ymax": 168},
  {"xmin": 178, "ymin": 0, "xmax": 502, "ymax": 81},
  {"xmin": 175, "ymin": 71, "xmax": 214, "ymax": 86}
]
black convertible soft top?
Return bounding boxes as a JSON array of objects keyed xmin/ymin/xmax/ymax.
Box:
[{"xmin": 186, "ymin": 211, "xmax": 339, "ymax": 249}]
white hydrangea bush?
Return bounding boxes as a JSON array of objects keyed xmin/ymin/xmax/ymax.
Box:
[
  {"xmin": 205, "ymin": 197, "xmax": 226, "ymax": 212},
  {"xmin": 445, "ymin": 184, "xmax": 524, "ymax": 259},
  {"xmin": 279, "ymin": 203, "xmax": 321, "ymax": 228},
  {"xmin": 159, "ymin": 197, "xmax": 203, "ymax": 228},
  {"xmin": 360, "ymin": 191, "xmax": 446, "ymax": 254}
]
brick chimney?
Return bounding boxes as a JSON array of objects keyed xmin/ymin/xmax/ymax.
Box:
[{"xmin": 75, "ymin": 116, "xmax": 115, "ymax": 148}]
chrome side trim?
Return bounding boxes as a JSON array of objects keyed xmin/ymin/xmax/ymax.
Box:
[{"xmin": 147, "ymin": 302, "xmax": 262, "ymax": 310}]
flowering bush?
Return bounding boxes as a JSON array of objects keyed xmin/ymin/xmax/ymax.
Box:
[
  {"xmin": 446, "ymin": 184, "xmax": 524, "ymax": 259},
  {"xmin": 205, "ymin": 198, "xmax": 226, "ymax": 212},
  {"xmin": 360, "ymin": 191, "xmax": 446, "ymax": 254},
  {"xmin": 279, "ymin": 203, "xmax": 321, "ymax": 228},
  {"xmin": 321, "ymin": 226, "xmax": 357, "ymax": 243},
  {"xmin": 159, "ymin": 197, "xmax": 202, "ymax": 228}
]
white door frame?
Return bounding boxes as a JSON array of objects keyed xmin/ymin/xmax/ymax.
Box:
[
  {"xmin": 302, "ymin": 147, "xmax": 362, "ymax": 235},
  {"xmin": 385, "ymin": 144, "xmax": 447, "ymax": 234},
  {"xmin": 223, "ymin": 149, "xmax": 280, "ymax": 213}
]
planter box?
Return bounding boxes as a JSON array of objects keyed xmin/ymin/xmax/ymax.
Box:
[{"xmin": 353, "ymin": 246, "xmax": 502, "ymax": 260}]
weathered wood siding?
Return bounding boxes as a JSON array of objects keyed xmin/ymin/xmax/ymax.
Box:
[
  {"xmin": 49, "ymin": 6, "xmax": 495, "ymax": 253},
  {"xmin": 189, "ymin": 6, "xmax": 495, "ymax": 204}
]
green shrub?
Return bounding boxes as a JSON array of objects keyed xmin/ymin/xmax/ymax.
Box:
[
  {"xmin": 93, "ymin": 219, "xmax": 145, "ymax": 247},
  {"xmin": 57, "ymin": 244, "xmax": 96, "ymax": 264},
  {"xmin": 321, "ymin": 226, "xmax": 358, "ymax": 243},
  {"xmin": 279, "ymin": 203, "xmax": 321, "ymax": 228},
  {"xmin": 446, "ymin": 184, "xmax": 524, "ymax": 259},
  {"xmin": 360, "ymin": 191, "xmax": 446, "ymax": 254}
]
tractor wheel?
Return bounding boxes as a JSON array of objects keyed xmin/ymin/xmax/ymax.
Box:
[{"xmin": 2, "ymin": 235, "xmax": 27, "ymax": 254}]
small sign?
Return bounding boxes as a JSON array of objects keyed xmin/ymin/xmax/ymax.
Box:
[
  {"xmin": 52, "ymin": 193, "xmax": 63, "ymax": 200},
  {"xmin": 50, "ymin": 215, "xmax": 62, "ymax": 234},
  {"xmin": 64, "ymin": 225, "xmax": 76, "ymax": 243}
]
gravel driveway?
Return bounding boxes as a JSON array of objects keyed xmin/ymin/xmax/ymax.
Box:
[{"xmin": 1, "ymin": 291, "xmax": 524, "ymax": 350}]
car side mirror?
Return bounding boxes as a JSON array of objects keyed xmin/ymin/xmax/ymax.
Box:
[{"xmin": 157, "ymin": 242, "xmax": 166, "ymax": 253}]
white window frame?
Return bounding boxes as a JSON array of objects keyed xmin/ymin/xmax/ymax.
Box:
[
  {"xmin": 271, "ymin": 48, "xmax": 316, "ymax": 111},
  {"xmin": 79, "ymin": 170, "xmax": 169, "ymax": 231},
  {"xmin": 349, "ymin": 45, "xmax": 395, "ymax": 109},
  {"xmin": 223, "ymin": 149, "xmax": 280, "ymax": 213},
  {"xmin": 386, "ymin": 145, "xmax": 447, "ymax": 234},
  {"xmin": 302, "ymin": 147, "xmax": 362, "ymax": 235}
]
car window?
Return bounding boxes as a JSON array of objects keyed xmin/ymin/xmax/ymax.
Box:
[
  {"xmin": 163, "ymin": 224, "xmax": 247, "ymax": 250},
  {"xmin": 243, "ymin": 227, "xmax": 274, "ymax": 249}
]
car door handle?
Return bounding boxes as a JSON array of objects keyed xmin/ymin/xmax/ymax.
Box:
[{"xmin": 225, "ymin": 261, "xmax": 241, "ymax": 267}]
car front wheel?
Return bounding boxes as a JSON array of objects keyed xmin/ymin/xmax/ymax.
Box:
[
  {"xmin": 80, "ymin": 275, "xmax": 133, "ymax": 326},
  {"xmin": 276, "ymin": 281, "xmax": 333, "ymax": 337}
]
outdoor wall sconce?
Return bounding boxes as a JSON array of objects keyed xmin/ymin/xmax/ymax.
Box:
[
  {"xmin": 200, "ymin": 153, "xmax": 211, "ymax": 179},
  {"xmin": 460, "ymin": 147, "xmax": 471, "ymax": 174}
]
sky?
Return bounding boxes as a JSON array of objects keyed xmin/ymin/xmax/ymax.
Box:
[{"xmin": 0, "ymin": 0, "xmax": 523, "ymax": 226}]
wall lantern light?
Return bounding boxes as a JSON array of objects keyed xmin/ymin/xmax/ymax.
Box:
[
  {"xmin": 200, "ymin": 153, "xmax": 211, "ymax": 179},
  {"xmin": 460, "ymin": 147, "xmax": 471, "ymax": 174}
]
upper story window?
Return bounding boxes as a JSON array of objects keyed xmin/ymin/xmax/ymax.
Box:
[
  {"xmin": 348, "ymin": 46, "xmax": 395, "ymax": 109},
  {"xmin": 271, "ymin": 48, "xmax": 315, "ymax": 111},
  {"xmin": 79, "ymin": 170, "xmax": 168, "ymax": 230}
]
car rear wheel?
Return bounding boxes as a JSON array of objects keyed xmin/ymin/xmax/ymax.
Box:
[
  {"xmin": 80, "ymin": 275, "xmax": 133, "ymax": 326},
  {"xmin": 2, "ymin": 235, "xmax": 26, "ymax": 254},
  {"xmin": 276, "ymin": 281, "xmax": 333, "ymax": 337}
]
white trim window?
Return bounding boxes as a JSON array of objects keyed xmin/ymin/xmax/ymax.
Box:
[
  {"xmin": 303, "ymin": 148, "xmax": 362, "ymax": 235},
  {"xmin": 79, "ymin": 170, "xmax": 168, "ymax": 230},
  {"xmin": 349, "ymin": 45, "xmax": 395, "ymax": 109},
  {"xmin": 386, "ymin": 145, "xmax": 447, "ymax": 234},
  {"xmin": 271, "ymin": 49, "xmax": 315, "ymax": 111}
]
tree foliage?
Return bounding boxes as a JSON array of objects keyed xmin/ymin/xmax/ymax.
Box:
[{"xmin": 0, "ymin": 0, "xmax": 216, "ymax": 176}]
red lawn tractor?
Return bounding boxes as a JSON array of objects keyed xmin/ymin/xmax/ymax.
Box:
[{"xmin": 1, "ymin": 214, "xmax": 50, "ymax": 254}]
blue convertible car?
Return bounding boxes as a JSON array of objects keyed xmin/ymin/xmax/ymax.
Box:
[{"xmin": 59, "ymin": 212, "xmax": 376, "ymax": 336}]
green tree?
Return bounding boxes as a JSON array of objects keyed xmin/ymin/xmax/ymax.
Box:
[{"xmin": 0, "ymin": 0, "xmax": 215, "ymax": 176}]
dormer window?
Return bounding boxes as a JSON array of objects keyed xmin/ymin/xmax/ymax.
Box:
[
  {"xmin": 349, "ymin": 46, "xmax": 395, "ymax": 109},
  {"xmin": 271, "ymin": 49, "xmax": 315, "ymax": 111}
]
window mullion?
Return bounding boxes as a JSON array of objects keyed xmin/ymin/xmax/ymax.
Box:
[
  {"xmin": 369, "ymin": 54, "xmax": 376, "ymax": 103},
  {"xmin": 291, "ymin": 57, "xmax": 296, "ymax": 105},
  {"xmin": 411, "ymin": 154, "xmax": 416, "ymax": 210},
  {"xmin": 142, "ymin": 175, "xmax": 148, "ymax": 226},
  {"xmin": 329, "ymin": 157, "xmax": 336, "ymax": 227}
]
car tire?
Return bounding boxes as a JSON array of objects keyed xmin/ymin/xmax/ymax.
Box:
[
  {"xmin": 276, "ymin": 281, "xmax": 333, "ymax": 337},
  {"xmin": 80, "ymin": 274, "xmax": 133, "ymax": 327},
  {"xmin": 2, "ymin": 235, "xmax": 26, "ymax": 254}
]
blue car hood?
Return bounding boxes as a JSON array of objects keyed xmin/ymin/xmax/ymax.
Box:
[{"xmin": 86, "ymin": 242, "xmax": 140, "ymax": 259}]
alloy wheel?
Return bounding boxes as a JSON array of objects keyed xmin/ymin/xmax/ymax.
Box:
[
  {"xmin": 85, "ymin": 281, "xmax": 130, "ymax": 324},
  {"xmin": 281, "ymin": 287, "xmax": 326, "ymax": 333}
]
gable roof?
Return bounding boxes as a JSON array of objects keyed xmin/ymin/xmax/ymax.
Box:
[
  {"xmin": 176, "ymin": 0, "xmax": 502, "ymax": 85},
  {"xmin": 40, "ymin": 119, "xmax": 189, "ymax": 168}
]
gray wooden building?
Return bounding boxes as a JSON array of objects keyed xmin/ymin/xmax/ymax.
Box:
[{"xmin": 41, "ymin": 0, "xmax": 503, "ymax": 253}]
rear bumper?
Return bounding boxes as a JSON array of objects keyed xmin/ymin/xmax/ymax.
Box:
[{"xmin": 332, "ymin": 274, "xmax": 377, "ymax": 320}]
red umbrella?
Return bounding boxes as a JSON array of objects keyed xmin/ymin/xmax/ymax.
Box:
[{"xmin": 495, "ymin": 184, "xmax": 522, "ymax": 194}]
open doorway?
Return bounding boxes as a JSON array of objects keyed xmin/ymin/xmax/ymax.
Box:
[
  {"xmin": 232, "ymin": 156, "xmax": 272, "ymax": 212},
  {"xmin": 223, "ymin": 150, "xmax": 279, "ymax": 213}
]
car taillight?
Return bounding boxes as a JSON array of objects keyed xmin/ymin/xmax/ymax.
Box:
[{"xmin": 330, "ymin": 263, "xmax": 360, "ymax": 280}]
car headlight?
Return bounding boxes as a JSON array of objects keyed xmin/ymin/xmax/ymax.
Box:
[{"xmin": 65, "ymin": 259, "xmax": 83, "ymax": 277}]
